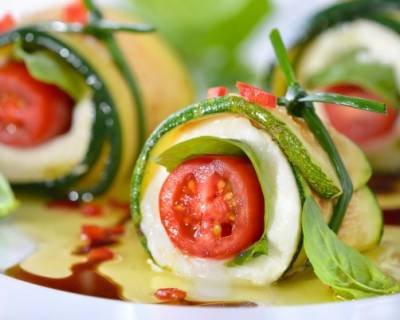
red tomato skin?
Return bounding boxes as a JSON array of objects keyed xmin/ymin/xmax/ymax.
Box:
[
  {"xmin": 0, "ymin": 62, "xmax": 73, "ymax": 147},
  {"xmin": 322, "ymin": 85, "xmax": 398, "ymax": 146},
  {"xmin": 159, "ymin": 155, "xmax": 264, "ymax": 260},
  {"xmin": 154, "ymin": 288, "xmax": 187, "ymax": 301},
  {"xmin": 0, "ymin": 14, "xmax": 16, "ymax": 33},
  {"xmin": 62, "ymin": 0, "xmax": 88, "ymax": 24},
  {"xmin": 207, "ymin": 86, "xmax": 228, "ymax": 98},
  {"xmin": 236, "ymin": 81, "xmax": 276, "ymax": 109}
]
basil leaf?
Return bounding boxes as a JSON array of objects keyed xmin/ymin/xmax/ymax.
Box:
[
  {"xmin": 13, "ymin": 44, "xmax": 87, "ymax": 101},
  {"xmin": 306, "ymin": 49, "xmax": 400, "ymax": 107},
  {"xmin": 302, "ymin": 196, "xmax": 400, "ymax": 299},
  {"xmin": 0, "ymin": 173, "xmax": 18, "ymax": 218},
  {"xmin": 155, "ymin": 136, "xmax": 270, "ymax": 266}
]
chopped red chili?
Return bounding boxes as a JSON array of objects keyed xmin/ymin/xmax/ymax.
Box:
[
  {"xmin": 154, "ymin": 288, "xmax": 187, "ymax": 301},
  {"xmin": 62, "ymin": 0, "xmax": 88, "ymax": 25},
  {"xmin": 80, "ymin": 224, "xmax": 125, "ymax": 246},
  {"xmin": 236, "ymin": 81, "xmax": 276, "ymax": 109},
  {"xmin": 0, "ymin": 14, "xmax": 16, "ymax": 33},
  {"xmin": 207, "ymin": 86, "xmax": 228, "ymax": 98},
  {"xmin": 82, "ymin": 203, "xmax": 103, "ymax": 217},
  {"xmin": 88, "ymin": 247, "xmax": 114, "ymax": 263}
]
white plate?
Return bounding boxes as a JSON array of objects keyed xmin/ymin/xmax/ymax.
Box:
[{"xmin": 1, "ymin": 1, "xmax": 399, "ymax": 319}]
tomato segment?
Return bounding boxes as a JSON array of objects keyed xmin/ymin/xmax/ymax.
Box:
[
  {"xmin": 236, "ymin": 81, "xmax": 276, "ymax": 109},
  {"xmin": 159, "ymin": 155, "xmax": 264, "ymax": 259},
  {"xmin": 322, "ymin": 84, "xmax": 398, "ymax": 146},
  {"xmin": 0, "ymin": 62, "xmax": 73, "ymax": 148}
]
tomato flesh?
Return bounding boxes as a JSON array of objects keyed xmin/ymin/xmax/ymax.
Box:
[
  {"xmin": 159, "ymin": 155, "xmax": 264, "ymax": 259},
  {"xmin": 0, "ymin": 62, "xmax": 73, "ymax": 148},
  {"xmin": 322, "ymin": 84, "xmax": 398, "ymax": 146}
]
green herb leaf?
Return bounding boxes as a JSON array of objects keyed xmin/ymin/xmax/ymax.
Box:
[
  {"xmin": 302, "ymin": 196, "xmax": 400, "ymax": 299},
  {"xmin": 306, "ymin": 49, "xmax": 400, "ymax": 107},
  {"xmin": 155, "ymin": 136, "xmax": 270, "ymax": 265},
  {"xmin": 0, "ymin": 173, "xmax": 18, "ymax": 218},
  {"xmin": 269, "ymin": 29, "xmax": 297, "ymax": 86},
  {"xmin": 299, "ymin": 92, "xmax": 386, "ymax": 113},
  {"xmin": 13, "ymin": 43, "xmax": 87, "ymax": 101}
]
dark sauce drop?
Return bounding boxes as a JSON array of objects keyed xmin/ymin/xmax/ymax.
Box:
[{"xmin": 5, "ymin": 261, "xmax": 122, "ymax": 300}]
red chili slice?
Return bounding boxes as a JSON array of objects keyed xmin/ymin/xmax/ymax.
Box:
[
  {"xmin": 0, "ymin": 14, "xmax": 16, "ymax": 33},
  {"xmin": 88, "ymin": 247, "xmax": 114, "ymax": 263},
  {"xmin": 236, "ymin": 81, "xmax": 276, "ymax": 109},
  {"xmin": 62, "ymin": 0, "xmax": 88, "ymax": 24},
  {"xmin": 207, "ymin": 86, "xmax": 228, "ymax": 98},
  {"xmin": 159, "ymin": 155, "xmax": 264, "ymax": 259},
  {"xmin": 154, "ymin": 288, "xmax": 187, "ymax": 301},
  {"xmin": 81, "ymin": 203, "xmax": 103, "ymax": 217}
]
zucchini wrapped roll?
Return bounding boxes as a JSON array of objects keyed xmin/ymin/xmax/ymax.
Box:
[
  {"xmin": 268, "ymin": 0, "xmax": 400, "ymax": 175},
  {"xmin": 131, "ymin": 94, "xmax": 382, "ymax": 285},
  {"xmin": 0, "ymin": 7, "xmax": 193, "ymax": 200}
]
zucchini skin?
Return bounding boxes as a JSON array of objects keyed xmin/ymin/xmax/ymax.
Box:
[
  {"xmin": 266, "ymin": 0, "xmax": 400, "ymax": 94},
  {"xmin": 0, "ymin": 28, "xmax": 122, "ymax": 199}
]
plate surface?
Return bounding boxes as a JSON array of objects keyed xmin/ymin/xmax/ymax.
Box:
[{"xmin": 1, "ymin": 1, "xmax": 400, "ymax": 319}]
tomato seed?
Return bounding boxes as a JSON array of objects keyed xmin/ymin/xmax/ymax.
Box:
[
  {"xmin": 212, "ymin": 224, "xmax": 222, "ymax": 236},
  {"xmin": 187, "ymin": 180, "xmax": 196, "ymax": 193},
  {"xmin": 224, "ymin": 192, "xmax": 233, "ymax": 200},
  {"xmin": 217, "ymin": 179, "xmax": 226, "ymax": 191}
]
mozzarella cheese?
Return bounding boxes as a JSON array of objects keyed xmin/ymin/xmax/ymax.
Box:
[
  {"xmin": 0, "ymin": 97, "xmax": 93, "ymax": 182},
  {"xmin": 140, "ymin": 114, "xmax": 302, "ymax": 285},
  {"xmin": 298, "ymin": 19, "xmax": 400, "ymax": 172}
]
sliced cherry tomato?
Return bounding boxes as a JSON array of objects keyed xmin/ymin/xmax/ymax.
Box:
[
  {"xmin": 154, "ymin": 288, "xmax": 187, "ymax": 301},
  {"xmin": 236, "ymin": 81, "xmax": 276, "ymax": 109},
  {"xmin": 159, "ymin": 155, "xmax": 264, "ymax": 259},
  {"xmin": 0, "ymin": 14, "xmax": 16, "ymax": 33},
  {"xmin": 0, "ymin": 62, "xmax": 73, "ymax": 148},
  {"xmin": 322, "ymin": 84, "xmax": 398, "ymax": 146},
  {"xmin": 207, "ymin": 86, "xmax": 228, "ymax": 98},
  {"xmin": 62, "ymin": 0, "xmax": 88, "ymax": 24}
]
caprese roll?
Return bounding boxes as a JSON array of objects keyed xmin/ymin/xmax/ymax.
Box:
[
  {"xmin": 268, "ymin": 0, "xmax": 400, "ymax": 175},
  {"xmin": 0, "ymin": 1, "xmax": 193, "ymax": 200},
  {"xmin": 131, "ymin": 88, "xmax": 382, "ymax": 286}
]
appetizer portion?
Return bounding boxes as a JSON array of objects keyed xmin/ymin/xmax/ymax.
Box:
[
  {"xmin": 131, "ymin": 30, "xmax": 399, "ymax": 299},
  {"xmin": 0, "ymin": 1, "xmax": 193, "ymax": 200},
  {"xmin": 268, "ymin": 0, "xmax": 400, "ymax": 175}
]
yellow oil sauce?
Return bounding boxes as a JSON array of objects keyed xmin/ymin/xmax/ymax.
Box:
[{"xmin": 3, "ymin": 198, "xmax": 400, "ymax": 305}]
